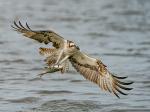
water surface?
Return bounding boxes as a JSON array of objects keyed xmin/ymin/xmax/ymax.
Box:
[{"xmin": 0, "ymin": 0, "xmax": 150, "ymax": 112}]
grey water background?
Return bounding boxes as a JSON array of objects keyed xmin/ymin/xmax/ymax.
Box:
[{"xmin": 0, "ymin": 0, "xmax": 150, "ymax": 111}]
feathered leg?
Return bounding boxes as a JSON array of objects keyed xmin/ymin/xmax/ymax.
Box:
[
  {"xmin": 58, "ymin": 55, "xmax": 69, "ymax": 65},
  {"xmin": 55, "ymin": 49, "xmax": 64, "ymax": 65}
]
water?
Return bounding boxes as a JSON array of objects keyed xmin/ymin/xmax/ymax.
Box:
[{"xmin": 0, "ymin": 0, "xmax": 150, "ymax": 111}]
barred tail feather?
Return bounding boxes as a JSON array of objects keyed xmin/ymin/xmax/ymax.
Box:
[{"xmin": 39, "ymin": 47, "xmax": 57, "ymax": 56}]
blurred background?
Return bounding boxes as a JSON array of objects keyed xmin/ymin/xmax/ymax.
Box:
[{"xmin": 0, "ymin": 0, "xmax": 150, "ymax": 112}]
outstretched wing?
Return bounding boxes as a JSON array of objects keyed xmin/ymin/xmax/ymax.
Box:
[
  {"xmin": 11, "ymin": 21, "xmax": 65, "ymax": 49},
  {"xmin": 69, "ymin": 51, "xmax": 133, "ymax": 98}
]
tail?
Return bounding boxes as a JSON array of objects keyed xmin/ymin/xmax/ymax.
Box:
[
  {"xmin": 39, "ymin": 47, "xmax": 57, "ymax": 56},
  {"xmin": 60, "ymin": 60, "xmax": 69, "ymax": 74}
]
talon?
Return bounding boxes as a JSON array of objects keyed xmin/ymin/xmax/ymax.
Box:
[{"xmin": 60, "ymin": 68, "xmax": 64, "ymax": 74}]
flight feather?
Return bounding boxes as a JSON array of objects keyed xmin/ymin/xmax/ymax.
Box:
[
  {"xmin": 69, "ymin": 51, "xmax": 133, "ymax": 98},
  {"xmin": 11, "ymin": 21, "xmax": 65, "ymax": 49}
]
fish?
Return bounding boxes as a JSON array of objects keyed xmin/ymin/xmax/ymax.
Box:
[{"xmin": 38, "ymin": 65, "xmax": 63, "ymax": 77}]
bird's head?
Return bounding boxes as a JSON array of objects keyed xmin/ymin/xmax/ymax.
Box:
[{"xmin": 68, "ymin": 40, "xmax": 80, "ymax": 50}]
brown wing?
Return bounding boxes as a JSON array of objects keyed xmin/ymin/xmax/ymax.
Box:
[
  {"xmin": 11, "ymin": 21, "xmax": 65, "ymax": 49},
  {"xmin": 69, "ymin": 51, "xmax": 133, "ymax": 98}
]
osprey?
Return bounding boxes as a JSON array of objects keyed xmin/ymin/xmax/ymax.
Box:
[{"xmin": 12, "ymin": 21, "xmax": 133, "ymax": 98}]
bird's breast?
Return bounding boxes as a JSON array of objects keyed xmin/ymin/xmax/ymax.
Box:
[{"xmin": 63, "ymin": 47, "xmax": 78, "ymax": 56}]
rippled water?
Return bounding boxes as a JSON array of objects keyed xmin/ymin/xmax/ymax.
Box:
[{"xmin": 0, "ymin": 0, "xmax": 150, "ymax": 112}]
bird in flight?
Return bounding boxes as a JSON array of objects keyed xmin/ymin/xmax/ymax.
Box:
[{"xmin": 12, "ymin": 21, "xmax": 133, "ymax": 98}]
